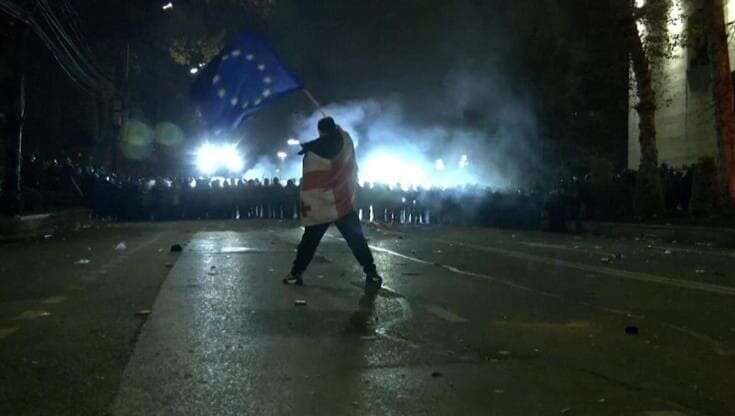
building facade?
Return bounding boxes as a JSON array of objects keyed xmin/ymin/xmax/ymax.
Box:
[{"xmin": 628, "ymin": 0, "xmax": 735, "ymax": 168}]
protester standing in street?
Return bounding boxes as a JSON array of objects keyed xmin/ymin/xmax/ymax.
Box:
[{"xmin": 283, "ymin": 117, "xmax": 383, "ymax": 293}]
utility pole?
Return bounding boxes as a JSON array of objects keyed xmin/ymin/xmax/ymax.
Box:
[{"xmin": 1, "ymin": 22, "xmax": 30, "ymax": 216}]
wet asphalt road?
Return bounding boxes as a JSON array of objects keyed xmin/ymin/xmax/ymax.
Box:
[{"xmin": 2, "ymin": 220, "xmax": 734, "ymax": 415}]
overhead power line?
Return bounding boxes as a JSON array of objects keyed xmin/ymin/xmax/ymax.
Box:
[{"xmin": 0, "ymin": 0, "xmax": 114, "ymax": 95}]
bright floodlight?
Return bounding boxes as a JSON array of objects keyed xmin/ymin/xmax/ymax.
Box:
[
  {"xmin": 435, "ymin": 158, "xmax": 446, "ymax": 171},
  {"xmin": 277, "ymin": 151, "xmax": 288, "ymax": 161},
  {"xmin": 459, "ymin": 154, "xmax": 469, "ymax": 168},
  {"xmin": 361, "ymin": 152, "xmax": 429, "ymax": 189},
  {"xmin": 287, "ymin": 139, "xmax": 300, "ymax": 146},
  {"xmin": 162, "ymin": 2, "xmax": 173, "ymax": 10},
  {"xmin": 195, "ymin": 143, "xmax": 244, "ymax": 175}
]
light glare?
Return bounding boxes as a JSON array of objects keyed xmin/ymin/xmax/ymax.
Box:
[{"xmin": 195, "ymin": 143, "xmax": 244, "ymax": 174}]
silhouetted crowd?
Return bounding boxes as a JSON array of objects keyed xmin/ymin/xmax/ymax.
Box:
[{"xmin": 5, "ymin": 153, "xmax": 700, "ymax": 229}]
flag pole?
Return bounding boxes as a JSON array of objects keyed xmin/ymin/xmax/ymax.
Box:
[{"xmin": 302, "ymin": 89, "xmax": 327, "ymax": 117}]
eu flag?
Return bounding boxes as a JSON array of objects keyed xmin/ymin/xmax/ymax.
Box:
[{"xmin": 191, "ymin": 31, "xmax": 302, "ymax": 130}]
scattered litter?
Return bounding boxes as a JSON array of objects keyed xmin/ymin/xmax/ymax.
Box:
[
  {"xmin": 625, "ymin": 325, "xmax": 639, "ymax": 335},
  {"xmin": 294, "ymin": 299, "xmax": 307, "ymax": 306},
  {"xmin": 600, "ymin": 257, "xmax": 610, "ymax": 263},
  {"xmin": 561, "ymin": 408, "xmax": 572, "ymax": 414},
  {"xmin": 434, "ymin": 249, "xmax": 443, "ymax": 254},
  {"xmin": 431, "ymin": 371, "xmax": 443, "ymax": 378},
  {"xmin": 498, "ymin": 350, "xmax": 511, "ymax": 356},
  {"xmin": 115, "ymin": 242, "xmax": 127, "ymax": 251},
  {"xmin": 43, "ymin": 234, "xmax": 53, "ymax": 239},
  {"xmin": 135, "ymin": 309, "xmax": 152, "ymax": 317},
  {"xmin": 664, "ymin": 249, "xmax": 672, "ymax": 255},
  {"xmin": 352, "ymin": 401, "xmax": 359, "ymax": 408},
  {"xmin": 317, "ymin": 275, "xmax": 325, "ymax": 279},
  {"xmin": 75, "ymin": 259, "xmax": 91, "ymax": 265},
  {"xmin": 597, "ymin": 398, "xmax": 606, "ymax": 403},
  {"xmin": 695, "ymin": 269, "xmax": 706, "ymax": 274},
  {"xmin": 170, "ymin": 244, "xmax": 183, "ymax": 253},
  {"xmin": 594, "ymin": 246, "xmax": 602, "ymax": 250},
  {"xmin": 268, "ymin": 268, "xmax": 275, "ymax": 273}
]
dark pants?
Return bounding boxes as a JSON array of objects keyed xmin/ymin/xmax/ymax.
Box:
[{"xmin": 291, "ymin": 211, "xmax": 376, "ymax": 275}]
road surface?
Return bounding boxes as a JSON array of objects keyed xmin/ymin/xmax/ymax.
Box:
[{"xmin": 1, "ymin": 220, "xmax": 733, "ymax": 415}]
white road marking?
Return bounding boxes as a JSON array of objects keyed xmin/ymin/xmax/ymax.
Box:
[
  {"xmin": 424, "ymin": 238, "xmax": 735, "ymax": 296},
  {"xmin": 369, "ymin": 244, "xmax": 735, "ymax": 356},
  {"xmin": 425, "ymin": 305, "xmax": 468, "ymax": 323},
  {"xmin": 14, "ymin": 310, "xmax": 51, "ymax": 320},
  {"xmin": 0, "ymin": 327, "xmax": 18, "ymax": 339},
  {"xmin": 42, "ymin": 296, "xmax": 67, "ymax": 304}
]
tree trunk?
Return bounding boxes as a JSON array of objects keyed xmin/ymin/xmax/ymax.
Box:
[
  {"xmin": 708, "ymin": 0, "xmax": 735, "ymax": 206},
  {"xmin": 627, "ymin": 0, "xmax": 664, "ymax": 217},
  {"xmin": 628, "ymin": 19, "xmax": 658, "ymax": 167},
  {"xmin": 1, "ymin": 26, "xmax": 30, "ymax": 216}
]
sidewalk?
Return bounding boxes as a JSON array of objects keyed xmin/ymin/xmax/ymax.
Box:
[{"xmin": 0, "ymin": 209, "xmax": 93, "ymax": 242}]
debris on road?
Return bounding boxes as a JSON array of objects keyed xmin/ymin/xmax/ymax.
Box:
[
  {"xmin": 561, "ymin": 407, "xmax": 572, "ymax": 414},
  {"xmin": 170, "ymin": 244, "xmax": 183, "ymax": 253},
  {"xmin": 498, "ymin": 350, "xmax": 511, "ymax": 356},
  {"xmin": 294, "ymin": 300, "xmax": 307, "ymax": 306},
  {"xmin": 135, "ymin": 309, "xmax": 152, "ymax": 317},
  {"xmin": 625, "ymin": 325, "xmax": 639, "ymax": 335},
  {"xmin": 43, "ymin": 234, "xmax": 53, "ymax": 239},
  {"xmin": 115, "ymin": 242, "xmax": 127, "ymax": 251},
  {"xmin": 75, "ymin": 259, "xmax": 91, "ymax": 265},
  {"xmin": 664, "ymin": 249, "xmax": 672, "ymax": 255},
  {"xmin": 600, "ymin": 257, "xmax": 610, "ymax": 263}
]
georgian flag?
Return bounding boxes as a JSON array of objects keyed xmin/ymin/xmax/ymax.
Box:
[{"xmin": 300, "ymin": 129, "xmax": 358, "ymax": 226}]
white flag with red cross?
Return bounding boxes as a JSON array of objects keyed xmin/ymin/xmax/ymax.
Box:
[{"xmin": 299, "ymin": 129, "xmax": 358, "ymax": 226}]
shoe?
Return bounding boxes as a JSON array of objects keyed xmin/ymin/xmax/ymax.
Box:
[
  {"xmin": 283, "ymin": 272, "xmax": 303, "ymax": 286},
  {"xmin": 364, "ymin": 271, "xmax": 382, "ymax": 294}
]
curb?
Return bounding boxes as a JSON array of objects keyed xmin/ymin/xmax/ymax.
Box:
[{"xmin": 0, "ymin": 209, "xmax": 94, "ymax": 242}]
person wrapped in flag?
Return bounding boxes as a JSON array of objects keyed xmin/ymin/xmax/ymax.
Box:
[{"xmin": 283, "ymin": 117, "xmax": 383, "ymax": 294}]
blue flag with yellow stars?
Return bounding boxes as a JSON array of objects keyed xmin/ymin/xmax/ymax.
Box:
[{"xmin": 191, "ymin": 31, "xmax": 302, "ymax": 130}]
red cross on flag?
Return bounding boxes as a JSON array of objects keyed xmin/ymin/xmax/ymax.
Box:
[{"xmin": 300, "ymin": 128, "xmax": 358, "ymax": 226}]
